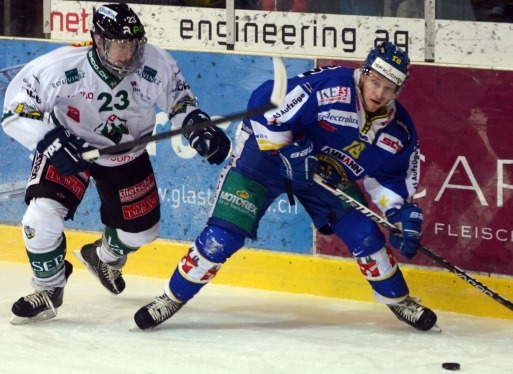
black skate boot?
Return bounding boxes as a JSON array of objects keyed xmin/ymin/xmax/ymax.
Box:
[
  {"xmin": 388, "ymin": 297, "xmax": 438, "ymax": 331},
  {"xmin": 134, "ymin": 294, "xmax": 184, "ymax": 330},
  {"xmin": 11, "ymin": 260, "xmax": 73, "ymax": 325},
  {"xmin": 74, "ymin": 239, "xmax": 126, "ymax": 295}
]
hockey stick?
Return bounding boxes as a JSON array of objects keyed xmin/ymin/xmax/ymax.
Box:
[
  {"xmin": 0, "ymin": 181, "xmax": 26, "ymax": 201},
  {"xmin": 81, "ymin": 57, "xmax": 288, "ymax": 161},
  {"xmin": 312, "ymin": 173, "xmax": 513, "ymax": 312}
]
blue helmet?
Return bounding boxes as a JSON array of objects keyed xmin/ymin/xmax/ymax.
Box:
[{"xmin": 363, "ymin": 42, "xmax": 410, "ymax": 88}]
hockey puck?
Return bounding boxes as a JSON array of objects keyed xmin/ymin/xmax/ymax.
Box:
[{"xmin": 442, "ymin": 362, "xmax": 460, "ymax": 371}]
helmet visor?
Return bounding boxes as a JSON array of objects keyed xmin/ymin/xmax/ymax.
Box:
[{"xmin": 102, "ymin": 37, "xmax": 147, "ymax": 77}]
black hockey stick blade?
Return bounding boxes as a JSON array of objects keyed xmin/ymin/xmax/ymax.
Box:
[
  {"xmin": 81, "ymin": 57, "xmax": 288, "ymax": 161},
  {"xmin": 312, "ymin": 173, "xmax": 513, "ymax": 312}
]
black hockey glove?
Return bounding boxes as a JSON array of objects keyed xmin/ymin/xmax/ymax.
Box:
[
  {"xmin": 182, "ymin": 109, "xmax": 231, "ymax": 165},
  {"xmin": 385, "ymin": 203, "xmax": 423, "ymax": 259},
  {"xmin": 276, "ymin": 138, "xmax": 318, "ymax": 183},
  {"xmin": 37, "ymin": 126, "xmax": 95, "ymax": 176}
]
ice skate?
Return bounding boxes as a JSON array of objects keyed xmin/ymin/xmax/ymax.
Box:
[
  {"xmin": 11, "ymin": 260, "xmax": 73, "ymax": 325},
  {"xmin": 134, "ymin": 294, "xmax": 184, "ymax": 330},
  {"xmin": 388, "ymin": 297, "xmax": 438, "ymax": 332},
  {"xmin": 74, "ymin": 239, "xmax": 126, "ymax": 295}
]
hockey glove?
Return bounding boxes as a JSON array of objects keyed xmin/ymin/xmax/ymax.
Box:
[
  {"xmin": 37, "ymin": 126, "xmax": 95, "ymax": 176},
  {"xmin": 385, "ymin": 203, "xmax": 423, "ymax": 260},
  {"xmin": 182, "ymin": 110, "xmax": 231, "ymax": 165},
  {"xmin": 277, "ymin": 138, "xmax": 318, "ymax": 183}
]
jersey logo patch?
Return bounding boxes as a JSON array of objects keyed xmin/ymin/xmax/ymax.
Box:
[
  {"xmin": 45, "ymin": 166, "xmax": 87, "ymax": 199},
  {"xmin": 140, "ymin": 66, "xmax": 160, "ymax": 84},
  {"xmin": 377, "ymin": 133, "xmax": 403, "ymax": 154},
  {"xmin": 65, "ymin": 68, "xmax": 82, "ymax": 84},
  {"xmin": 316, "ymin": 86, "xmax": 351, "ymax": 105},
  {"xmin": 266, "ymin": 86, "xmax": 308, "ymax": 124},
  {"xmin": 66, "ymin": 106, "xmax": 80, "ymax": 122},
  {"xmin": 318, "ymin": 110, "xmax": 358, "ymax": 128},
  {"xmin": 51, "ymin": 69, "xmax": 85, "ymax": 88},
  {"xmin": 119, "ymin": 174, "xmax": 156, "ymax": 203},
  {"xmin": 321, "ymin": 145, "xmax": 364, "ymax": 176},
  {"xmin": 122, "ymin": 190, "xmax": 159, "ymax": 220}
]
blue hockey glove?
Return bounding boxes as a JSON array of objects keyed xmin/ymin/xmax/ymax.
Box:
[
  {"xmin": 36, "ymin": 126, "xmax": 95, "ymax": 176},
  {"xmin": 182, "ymin": 110, "xmax": 231, "ymax": 165},
  {"xmin": 277, "ymin": 138, "xmax": 318, "ymax": 183},
  {"xmin": 385, "ymin": 203, "xmax": 423, "ymax": 259}
]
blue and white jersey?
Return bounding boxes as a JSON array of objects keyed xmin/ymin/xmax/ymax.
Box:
[{"xmin": 242, "ymin": 65, "xmax": 420, "ymax": 214}]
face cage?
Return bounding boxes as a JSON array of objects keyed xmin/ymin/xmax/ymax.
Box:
[{"xmin": 99, "ymin": 37, "xmax": 147, "ymax": 78}]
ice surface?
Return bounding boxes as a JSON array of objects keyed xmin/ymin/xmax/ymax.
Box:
[{"xmin": 1, "ymin": 261, "xmax": 512, "ymax": 374}]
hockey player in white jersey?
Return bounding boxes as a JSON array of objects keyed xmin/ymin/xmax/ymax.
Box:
[{"xmin": 1, "ymin": 3, "xmax": 230, "ymax": 324}]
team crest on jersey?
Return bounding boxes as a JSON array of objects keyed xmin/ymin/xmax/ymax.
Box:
[
  {"xmin": 317, "ymin": 154, "xmax": 346, "ymax": 180},
  {"xmin": 95, "ymin": 114, "xmax": 129, "ymax": 144}
]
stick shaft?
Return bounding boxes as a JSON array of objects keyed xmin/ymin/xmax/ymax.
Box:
[
  {"xmin": 0, "ymin": 181, "xmax": 26, "ymax": 201},
  {"xmin": 82, "ymin": 57, "xmax": 288, "ymax": 161}
]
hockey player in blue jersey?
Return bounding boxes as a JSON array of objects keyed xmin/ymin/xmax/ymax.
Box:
[{"xmin": 135, "ymin": 42, "xmax": 438, "ymax": 331}]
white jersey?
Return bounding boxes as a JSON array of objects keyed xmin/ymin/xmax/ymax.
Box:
[{"xmin": 2, "ymin": 42, "xmax": 199, "ymax": 167}]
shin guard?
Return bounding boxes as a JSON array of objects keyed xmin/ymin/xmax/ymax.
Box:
[
  {"xmin": 167, "ymin": 225, "xmax": 244, "ymax": 302},
  {"xmin": 356, "ymin": 246, "xmax": 409, "ymax": 303},
  {"xmin": 167, "ymin": 244, "xmax": 222, "ymax": 302}
]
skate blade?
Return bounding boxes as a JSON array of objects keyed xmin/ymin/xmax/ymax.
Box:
[
  {"xmin": 431, "ymin": 323, "xmax": 442, "ymax": 333},
  {"xmin": 73, "ymin": 250, "xmax": 120, "ymax": 295},
  {"xmin": 129, "ymin": 324, "xmax": 144, "ymax": 332},
  {"xmin": 73, "ymin": 249, "xmax": 91, "ymax": 271},
  {"xmin": 129, "ymin": 321, "xmax": 158, "ymax": 332},
  {"xmin": 10, "ymin": 309, "xmax": 58, "ymax": 325}
]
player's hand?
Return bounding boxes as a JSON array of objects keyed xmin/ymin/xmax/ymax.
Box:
[
  {"xmin": 182, "ymin": 110, "xmax": 231, "ymax": 165},
  {"xmin": 276, "ymin": 137, "xmax": 318, "ymax": 183},
  {"xmin": 37, "ymin": 126, "xmax": 95, "ymax": 176},
  {"xmin": 386, "ymin": 203, "xmax": 423, "ymax": 259}
]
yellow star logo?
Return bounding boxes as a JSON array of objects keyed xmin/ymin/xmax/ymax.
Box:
[{"xmin": 378, "ymin": 195, "xmax": 389, "ymax": 208}]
